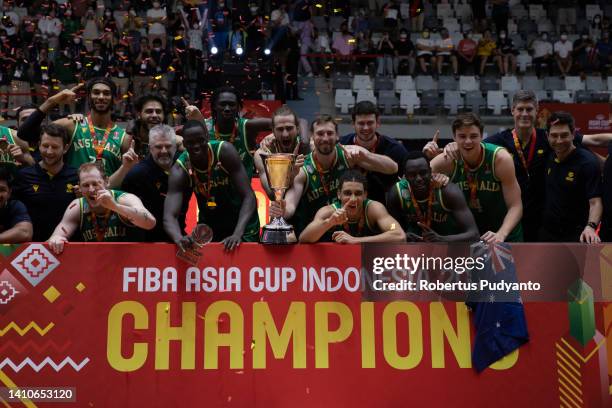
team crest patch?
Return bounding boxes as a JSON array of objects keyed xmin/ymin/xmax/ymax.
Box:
[
  {"xmin": 32, "ymin": 184, "xmax": 39, "ymax": 193},
  {"xmin": 66, "ymin": 184, "xmax": 74, "ymax": 193},
  {"xmin": 566, "ymin": 171, "xmax": 575, "ymax": 182}
]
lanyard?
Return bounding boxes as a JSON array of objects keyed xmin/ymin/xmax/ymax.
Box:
[
  {"xmin": 190, "ymin": 147, "xmax": 216, "ymax": 208},
  {"xmin": 512, "ymin": 128, "xmax": 536, "ymax": 177},
  {"xmin": 90, "ymin": 209, "xmax": 112, "ymax": 242},
  {"xmin": 87, "ymin": 114, "xmax": 113, "ymax": 160},
  {"xmin": 410, "ymin": 185, "xmax": 434, "ymax": 227},
  {"xmin": 214, "ymin": 120, "xmax": 237, "ymax": 144},
  {"xmin": 313, "ymin": 151, "xmax": 333, "ymax": 200}
]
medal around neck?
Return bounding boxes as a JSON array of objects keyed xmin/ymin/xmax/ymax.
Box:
[
  {"xmin": 260, "ymin": 153, "xmax": 297, "ymax": 244},
  {"xmin": 176, "ymin": 224, "xmax": 213, "ymax": 266}
]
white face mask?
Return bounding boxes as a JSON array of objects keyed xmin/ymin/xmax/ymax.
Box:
[
  {"xmin": 500, "ymin": 34, "xmax": 506, "ymax": 39},
  {"xmin": 250, "ymin": 6, "xmax": 258, "ymax": 13},
  {"xmin": 561, "ymin": 35, "xmax": 567, "ymax": 41}
]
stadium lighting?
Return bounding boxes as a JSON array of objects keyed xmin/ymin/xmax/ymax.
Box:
[
  {"xmin": 264, "ymin": 48, "xmax": 271, "ymax": 56},
  {"xmin": 211, "ymin": 46, "xmax": 218, "ymax": 55},
  {"xmin": 235, "ymin": 46, "xmax": 243, "ymax": 56}
]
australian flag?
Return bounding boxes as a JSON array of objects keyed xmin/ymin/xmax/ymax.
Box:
[{"xmin": 467, "ymin": 242, "xmax": 530, "ymax": 372}]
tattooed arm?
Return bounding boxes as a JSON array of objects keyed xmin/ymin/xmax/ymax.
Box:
[{"xmin": 111, "ymin": 192, "xmax": 157, "ymax": 230}]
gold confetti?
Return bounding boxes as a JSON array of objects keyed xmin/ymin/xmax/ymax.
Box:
[{"xmin": 390, "ymin": 223, "xmax": 396, "ymax": 231}]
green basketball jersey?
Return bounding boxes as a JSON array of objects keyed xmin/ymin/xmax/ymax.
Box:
[
  {"xmin": 79, "ymin": 190, "xmax": 130, "ymax": 242},
  {"xmin": 205, "ymin": 117, "xmax": 254, "ymax": 179},
  {"xmin": 67, "ymin": 118, "xmax": 126, "ymax": 176},
  {"xmin": 394, "ymin": 178, "xmax": 458, "ymax": 236},
  {"xmin": 0, "ymin": 126, "xmax": 18, "ymax": 173},
  {"xmin": 177, "ymin": 140, "xmax": 260, "ymax": 242},
  {"xmin": 450, "ymin": 143, "xmax": 523, "ymax": 242},
  {"xmin": 319, "ymin": 198, "xmax": 377, "ymax": 242},
  {"xmin": 293, "ymin": 145, "xmax": 350, "ymax": 234}
]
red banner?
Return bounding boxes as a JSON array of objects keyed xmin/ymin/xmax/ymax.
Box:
[
  {"xmin": 0, "ymin": 244, "xmax": 609, "ymax": 407},
  {"xmin": 538, "ymin": 103, "xmax": 612, "ymax": 133}
]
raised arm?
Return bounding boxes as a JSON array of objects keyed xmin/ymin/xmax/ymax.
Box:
[
  {"xmin": 343, "ymin": 145, "xmax": 397, "ymax": 174},
  {"xmin": 298, "ymin": 204, "xmax": 336, "ymax": 243},
  {"xmin": 114, "ymin": 192, "xmax": 156, "ymax": 230},
  {"xmin": 245, "ymin": 117, "xmax": 272, "ymax": 151},
  {"xmin": 108, "ymin": 136, "xmax": 139, "ymax": 188}
]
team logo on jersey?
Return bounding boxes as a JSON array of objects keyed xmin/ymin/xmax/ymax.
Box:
[
  {"xmin": 537, "ymin": 149, "xmax": 544, "ymax": 155},
  {"xmin": 32, "ymin": 184, "xmax": 39, "ymax": 193},
  {"xmin": 565, "ymin": 171, "xmax": 575, "ymax": 182},
  {"xmin": 66, "ymin": 184, "xmax": 74, "ymax": 193},
  {"xmin": 156, "ymin": 182, "xmax": 162, "ymax": 190}
]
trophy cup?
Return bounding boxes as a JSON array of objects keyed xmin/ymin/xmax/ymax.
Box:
[
  {"xmin": 176, "ymin": 224, "xmax": 213, "ymax": 266},
  {"xmin": 261, "ymin": 153, "xmax": 297, "ymax": 244}
]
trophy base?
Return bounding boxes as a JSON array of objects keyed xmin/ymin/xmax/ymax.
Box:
[{"xmin": 260, "ymin": 225, "xmax": 297, "ymax": 245}]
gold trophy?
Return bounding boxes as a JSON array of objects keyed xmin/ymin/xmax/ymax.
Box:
[
  {"xmin": 261, "ymin": 153, "xmax": 297, "ymax": 244},
  {"xmin": 176, "ymin": 224, "xmax": 213, "ymax": 266}
]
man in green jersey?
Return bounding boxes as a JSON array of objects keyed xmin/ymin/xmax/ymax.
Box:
[
  {"xmin": 48, "ymin": 162, "xmax": 156, "ymax": 254},
  {"xmin": 184, "ymin": 86, "xmax": 272, "ymax": 178},
  {"xmin": 299, "ymin": 169, "xmax": 405, "ymax": 243},
  {"xmin": 19, "ymin": 78, "xmax": 138, "ymax": 188},
  {"xmin": 430, "ymin": 113, "xmax": 523, "ymax": 243},
  {"xmin": 387, "ymin": 151, "xmax": 480, "ymax": 242},
  {"xmin": 164, "ymin": 120, "xmax": 259, "ymax": 251},
  {"xmin": 270, "ymin": 114, "xmax": 398, "ymax": 235}
]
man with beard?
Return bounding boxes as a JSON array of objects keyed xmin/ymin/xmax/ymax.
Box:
[
  {"xmin": 424, "ymin": 90, "xmax": 612, "ymax": 241},
  {"xmin": 540, "ymin": 112, "xmax": 601, "ymax": 243},
  {"xmin": 254, "ymin": 105, "xmax": 311, "ymax": 198},
  {"xmin": 122, "ymin": 125, "xmax": 188, "ymax": 242},
  {"xmin": 185, "ymin": 86, "xmax": 272, "ymax": 178},
  {"xmin": 18, "ymin": 78, "xmax": 139, "ymax": 188},
  {"xmin": 270, "ymin": 115, "xmax": 398, "ymax": 235},
  {"xmin": 299, "ymin": 169, "xmax": 405, "ymax": 243},
  {"xmin": 340, "ymin": 101, "xmax": 408, "ymax": 203},
  {"xmin": 387, "ymin": 151, "xmax": 479, "ymax": 242},
  {"xmin": 430, "ymin": 113, "xmax": 523, "ymax": 243},
  {"xmin": 13, "ymin": 124, "xmax": 78, "ymax": 242},
  {"xmin": 0, "ymin": 167, "xmax": 33, "ymax": 243},
  {"xmin": 164, "ymin": 120, "xmax": 259, "ymax": 251},
  {"xmin": 48, "ymin": 162, "xmax": 156, "ymax": 254}
]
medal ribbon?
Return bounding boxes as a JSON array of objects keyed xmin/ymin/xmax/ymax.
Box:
[
  {"xmin": 90, "ymin": 209, "xmax": 112, "ymax": 242},
  {"xmin": 410, "ymin": 185, "xmax": 434, "ymax": 227},
  {"xmin": 462, "ymin": 148, "xmax": 484, "ymax": 207},
  {"xmin": 214, "ymin": 121, "xmax": 237, "ymax": 144},
  {"xmin": 190, "ymin": 147, "xmax": 214, "ymax": 200},
  {"xmin": 87, "ymin": 113, "xmax": 114, "ymax": 160},
  {"xmin": 512, "ymin": 128, "xmax": 536, "ymax": 176},
  {"xmin": 313, "ymin": 152, "xmax": 332, "ymax": 200}
]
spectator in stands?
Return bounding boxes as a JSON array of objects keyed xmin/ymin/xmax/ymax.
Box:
[
  {"xmin": 574, "ymin": 36, "xmax": 599, "ymax": 75},
  {"xmin": 82, "ymin": 7, "xmax": 101, "ymax": 51},
  {"xmin": 530, "ymin": 32, "xmax": 554, "ymax": 78},
  {"xmin": 456, "ymin": 31, "xmax": 478, "ymax": 75},
  {"xmin": 270, "ymin": 1, "xmax": 290, "ymax": 62},
  {"xmin": 540, "ymin": 112, "xmax": 601, "ymax": 243},
  {"xmin": 381, "ymin": 0, "xmax": 400, "ymax": 30},
  {"xmin": 8, "ymin": 47, "xmax": 31, "ymax": 116},
  {"xmin": 476, "ymin": 30, "xmax": 497, "ymax": 76},
  {"xmin": 38, "ymin": 9, "xmax": 62, "ymax": 56},
  {"xmin": 228, "ymin": 22, "xmax": 247, "ymax": 60},
  {"xmin": 409, "ymin": 0, "xmax": 424, "ymax": 32},
  {"xmin": 554, "ymin": 32, "xmax": 573, "ymax": 78},
  {"xmin": 299, "ymin": 169, "xmax": 405, "ymax": 243},
  {"xmin": 0, "ymin": 2, "xmax": 20, "ymax": 43},
  {"xmin": 351, "ymin": 8, "xmax": 369, "ymax": 35},
  {"xmin": 394, "ymin": 29, "xmax": 415, "ymax": 75},
  {"xmin": 211, "ymin": 0, "xmax": 232, "ymax": 57},
  {"xmin": 376, "ymin": 32, "xmax": 395, "ymax": 77},
  {"xmin": 49, "ymin": 162, "xmax": 155, "ymax": 253},
  {"xmin": 490, "ymin": 0, "xmax": 509, "ymax": 36},
  {"xmin": 295, "ymin": 12, "xmax": 314, "ymax": 77},
  {"xmin": 147, "ymin": 1, "xmax": 167, "ymax": 48},
  {"xmin": 496, "ymin": 30, "xmax": 518, "ymax": 76},
  {"xmin": 416, "ymin": 29, "xmax": 435, "ymax": 74},
  {"xmin": 354, "ymin": 31, "xmax": 373, "ymax": 74},
  {"xmin": 150, "ymin": 38, "xmax": 171, "ymax": 91},
  {"xmin": 60, "ymin": 7, "xmax": 82, "ymax": 48},
  {"xmin": 556, "ymin": 0, "xmax": 576, "ymax": 32},
  {"xmin": 589, "ymin": 15, "xmax": 602, "ymax": 42},
  {"xmin": 596, "ymin": 31, "xmax": 612, "ymax": 72},
  {"xmin": 0, "ymin": 167, "xmax": 32, "ymax": 244},
  {"xmin": 332, "ymin": 22, "xmax": 356, "ymax": 74},
  {"xmin": 133, "ymin": 38, "xmax": 154, "ymax": 98},
  {"xmin": 435, "ymin": 29, "xmax": 458, "ymax": 78},
  {"xmin": 13, "ymin": 124, "xmax": 78, "ymax": 242},
  {"xmin": 471, "ymin": 0, "xmax": 487, "ymax": 33},
  {"xmin": 340, "ymin": 101, "xmax": 408, "ymax": 204}
]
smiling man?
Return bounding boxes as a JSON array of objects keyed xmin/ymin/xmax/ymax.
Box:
[
  {"xmin": 387, "ymin": 151, "xmax": 479, "ymax": 242},
  {"xmin": 13, "ymin": 124, "xmax": 78, "ymax": 242},
  {"xmin": 48, "ymin": 162, "xmax": 156, "ymax": 253},
  {"xmin": 340, "ymin": 101, "xmax": 408, "ymax": 203},
  {"xmin": 299, "ymin": 169, "xmax": 405, "ymax": 243},
  {"xmin": 127, "ymin": 94, "xmax": 169, "ymax": 159},
  {"xmin": 430, "ymin": 113, "xmax": 523, "ymax": 243},
  {"xmin": 254, "ymin": 105, "xmax": 311, "ymax": 198},
  {"xmin": 540, "ymin": 112, "xmax": 602, "ymax": 243}
]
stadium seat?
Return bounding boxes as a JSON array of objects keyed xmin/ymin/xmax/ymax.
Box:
[
  {"xmin": 516, "ymin": 52, "xmax": 533, "ymax": 73},
  {"xmin": 535, "ymin": 90, "xmax": 549, "ymax": 102},
  {"xmin": 480, "ymin": 76, "xmax": 500, "ymax": 91},
  {"xmin": 586, "ymin": 76, "xmax": 605, "ymax": 91},
  {"xmin": 443, "ymin": 91, "xmax": 464, "ymax": 114},
  {"xmin": 455, "ymin": 4, "xmax": 472, "ymax": 21},
  {"xmin": 437, "ymin": 3, "xmax": 453, "ymax": 19},
  {"xmin": 592, "ymin": 92, "xmax": 611, "ymax": 103},
  {"xmin": 356, "ymin": 89, "xmax": 377, "ymax": 104},
  {"xmin": 374, "ymin": 77, "xmax": 394, "ymax": 91},
  {"xmin": 528, "ymin": 4, "xmax": 545, "ymax": 20},
  {"xmin": 511, "ymin": 5, "xmax": 528, "ymax": 19},
  {"xmin": 400, "ymin": 3, "xmax": 410, "ymax": 19},
  {"xmin": 332, "ymin": 74, "xmax": 352, "ymax": 90},
  {"xmin": 399, "ymin": 90, "xmax": 421, "ymax": 114},
  {"xmin": 506, "ymin": 91, "xmax": 517, "ymax": 108},
  {"xmin": 574, "ymin": 90, "xmax": 593, "ymax": 103},
  {"xmin": 459, "ymin": 76, "xmax": 479, "ymax": 93},
  {"xmin": 544, "ymin": 77, "xmax": 565, "ymax": 91},
  {"xmin": 438, "ymin": 76, "xmax": 459, "ymax": 91},
  {"xmin": 487, "ymin": 91, "xmax": 508, "ymax": 115},
  {"xmin": 522, "ymin": 76, "xmax": 544, "ymax": 91},
  {"xmin": 352, "ymin": 75, "xmax": 373, "ymax": 92},
  {"xmin": 517, "ymin": 18, "xmax": 538, "ymax": 37},
  {"xmin": 378, "ymin": 90, "xmax": 400, "ymax": 115},
  {"xmin": 536, "ymin": 18, "xmax": 554, "ymax": 35},
  {"xmin": 420, "ymin": 90, "xmax": 441, "ymax": 115},
  {"xmin": 564, "ymin": 76, "xmax": 586, "ymax": 93},
  {"xmin": 464, "ymin": 91, "xmax": 486, "ymax": 113},
  {"xmin": 395, "ymin": 75, "xmax": 416, "ymax": 93},
  {"xmin": 552, "ymin": 90, "xmax": 572, "ymax": 103},
  {"xmin": 415, "ymin": 75, "xmax": 437, "ymax": 92},
  {"xmin": 501, "ymin": 76, "xmax": 521, "ymax": 95},
  {"xmin": 335, "ymin": 89, "xmax": 355, "ymax": 114}
]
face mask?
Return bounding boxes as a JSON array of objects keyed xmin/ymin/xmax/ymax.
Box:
[
  {"xmin": 422, "ymin": 32, "xmax": 429, "ymax": 38},
  {"xmin": 595, "ymin": 18, "xmax": 601, "ymax": 23},
  {"xmin": 154, "ymin": 47, "xmax": 161, "ymax": 51},
  {"xmin": 250, "ymin": 6, "xmax": 258, "ymax": 13},
  {"xmin": 542, "ymin": 35, "xmax": 548, "ymax": 40},
  {"xmin": 400, "ymin": 35, "xmax": 407, "ymax": 40},
  {"xmin": 561, "ymin": 35, "xmax": 567, "ymax": 40},
  {"xmin": 586, "ymin": 46, "xmax": 592, "ymax": 52},
  {"xmin": 500, "ymin": 34, "xmax": 506, "ymax": 39},
  {"xmin": 65, "ymin": 11, "xmax": 72, "ymax": 16},
  {"xmin": 582, "ymin": 35, "xmax": 588, "ymax": 39},
  {"xmin": 73, "ymin": 38, "xmax": 81, "ymax": 44},
  {"xmin": 218, "ymin": 2, "xmax": 225, "ymax": 7}
]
